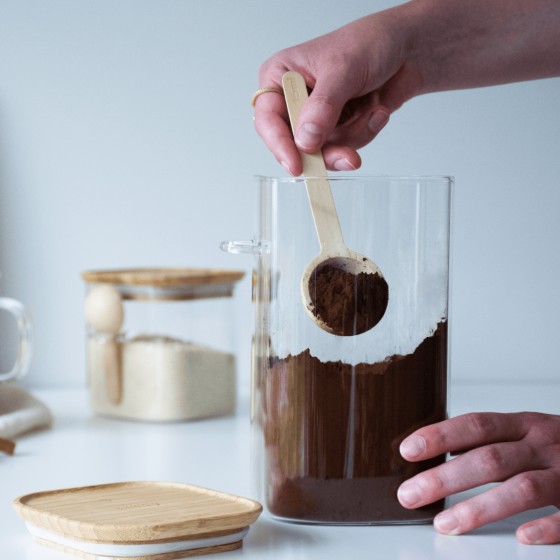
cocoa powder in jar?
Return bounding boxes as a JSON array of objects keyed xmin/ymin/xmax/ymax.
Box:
[{"xmin": 263, "ymin": 322, "xmax": 447, "ymax": 523}]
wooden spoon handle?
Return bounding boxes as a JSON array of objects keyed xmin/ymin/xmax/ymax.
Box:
[
  {"xmin": 0, "ymin": 437, "xmax": 16, "ymax": 455},
  {"xmin": 103, "ymin": 338, "xmax": 123, "ymax": 405},
  {"xmin": 282, "ymin": 71, "xmax": 346, "ymax": 253}
]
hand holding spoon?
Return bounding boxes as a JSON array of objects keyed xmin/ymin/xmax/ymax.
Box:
[{"xmin": 282, "ymin": 71, "xmax": 389, "ymax": 336}]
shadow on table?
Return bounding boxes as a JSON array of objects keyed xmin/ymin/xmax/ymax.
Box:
[{"xmin": 245, "ymin": 516, "xmax": 319, "ymax": 551}]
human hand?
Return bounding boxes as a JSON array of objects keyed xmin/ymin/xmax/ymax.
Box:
[
  {"xmin": 254, "ymin": 8, "xmax": 423, "ymax": 175},
  {"xmin": 255, "ymin": 0, "xmax": 560, "ymax": 176},
  {"xmin": 398, "ymin": 412, "xmax": 560, "ymax": 545}
]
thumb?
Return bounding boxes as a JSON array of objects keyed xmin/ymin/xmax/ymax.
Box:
[{"xmin": 294, "ymin": 72, "xmax": 355, "ymax": 153}]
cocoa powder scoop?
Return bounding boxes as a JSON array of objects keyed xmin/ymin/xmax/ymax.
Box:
[{"xmin": 282, "ymin": 71, "xmax": 389, "ymax": 336}]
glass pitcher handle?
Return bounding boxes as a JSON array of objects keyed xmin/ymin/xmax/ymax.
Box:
[
  {"xmin": 220, "ymin": 240, "xmax": 270, "ymax": 255},
  {"xmin": 0, "ymin": 297, "xmax": 34, "ymax": 382}
]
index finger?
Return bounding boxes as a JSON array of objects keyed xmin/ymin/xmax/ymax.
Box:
[
  {"xmin": 253, "ymin": 83, "xmax": 363, "ymax": 174},
  {"xmin": 400, "ymin": 412, "xmax": 528, "ymax": 462},
  {"xmin": 253, "ymin": 89, "xmax": 302, "ymax": 176}
]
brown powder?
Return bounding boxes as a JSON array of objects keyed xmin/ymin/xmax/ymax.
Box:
[
  {"xmin": 308, "ymin": 264, "xmax": 389, "ymax": 336},
  {"xmin": 263, "ymin": 322, "xmax": 447, "ymax": 523}
]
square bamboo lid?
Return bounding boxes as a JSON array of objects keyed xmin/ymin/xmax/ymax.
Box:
[{"xmin": 14, "ymin": 481, "xmax": 262, "ymax": 559}]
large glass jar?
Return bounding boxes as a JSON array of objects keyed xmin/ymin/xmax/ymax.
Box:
[
  {"xmin": 223, "ymin": 175, "xmax": 453, "ymax": 525},
  {"xmin": 81, "ymin": 268, "xmax": 244, "ymax": 422}
]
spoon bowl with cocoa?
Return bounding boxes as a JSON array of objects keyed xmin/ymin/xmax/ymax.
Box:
[{"xmin": 282, "ymin": 71, "xmax": 389, "ymax": 336}]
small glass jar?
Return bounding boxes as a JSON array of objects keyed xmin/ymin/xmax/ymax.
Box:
[
  {"xmin": 81, "ymin": 268, "xmax": 244, "ymax": 422},
  {"xmin": 224, "ymin": 175, "xmax": 453, "ymax": 525}
]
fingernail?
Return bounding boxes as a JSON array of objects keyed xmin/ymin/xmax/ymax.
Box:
[
  {"xmin": 435, "ymin": 511, "xmax": 460, "ymax": 535},
  {"xmin": 281, "ymin": 160, "xmax": 293, "ymax": 175},
  {"xmin": 297, "ymin": 123, "xmax": 324, "ymax": 149},
  {"xmin": 400, "ymin": 436, "xmax": 426, "ymax": 459},
  {"xmin": 368, "ymin": 110, "xmax": 389, "ymax": 133},
  {"xmin": 397, "ymin": 483, "xmax": 422, "ymax": 508},
  {"xmin": 333, "ymin": 158, "xmax": 357, "ymax": 171},
  {"xmin": 522, "ymin": 525, "xmax": 544, "ymax": 544}
]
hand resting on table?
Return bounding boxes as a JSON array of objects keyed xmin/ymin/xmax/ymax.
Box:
[{"xmin": 398, "ymin": 412, "xmax": 560, "ymax": 545}]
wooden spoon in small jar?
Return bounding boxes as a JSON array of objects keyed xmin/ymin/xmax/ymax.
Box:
[
  {"xmin": 282, "ymin": 71, "xmax": 389, "ymax": 336},
  {"xmin": 84, "ymin": 285, "xmax": 124, "ymax": 404}
]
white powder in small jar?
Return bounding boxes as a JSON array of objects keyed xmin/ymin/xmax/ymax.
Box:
[{"xmin": 88, "ymin": 334, "xmax": 236, "ymax": 422}]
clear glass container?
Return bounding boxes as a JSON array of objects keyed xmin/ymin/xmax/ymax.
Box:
[
  {"xmin": 0, "ymin": 297, "xmax": 34, "ymax": 382},
  {"xmin": 223, "ymin": 175, "xmax": 453, "ymax": 525},
  {"xmin": 81, "ymin": 268, "xmax": 244, "ymax": 422}
]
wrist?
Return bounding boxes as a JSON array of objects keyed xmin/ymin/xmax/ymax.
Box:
[
  {"xmin": 397, "ymin": 0, "xmax": 560, "ymax": 93},
  {"xmin": 390, "ymin": 0, "xmax": 453, "ymax": 96}
]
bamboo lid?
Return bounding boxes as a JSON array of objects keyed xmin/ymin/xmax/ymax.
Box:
[
  {"xmin": 13, "ymin": 481, "xmax": 262, "ymax": 545},
  {"xmin": 81, "ymin": 268, "xmax": 245, "ymax": 288}
]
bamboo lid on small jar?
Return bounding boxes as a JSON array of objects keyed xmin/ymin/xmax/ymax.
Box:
[{"xmin": 81, "ymin": 268, "xmax": 245, "ymax": 301}]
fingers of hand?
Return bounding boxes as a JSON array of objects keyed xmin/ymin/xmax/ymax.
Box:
[
  {"xmin": 400, "ymin": 413, "xmax": 527, "ymax": 462},
  {"xmin": 294, "ymin": 96, "xmax": 342, "ymax": 153},
  {"xmin": 255, "ymin": 63, "xmax": 388, "ymax": 171},
  {"xmin": 253, "ymin": 84, "xmax": 366, "ymax": 174},
  {"xmin": 294, "ymin": 92, "xmax": 389, "ymax": 170},
  {"xmin": 321, "ymin": 145, "xmax": 361, "ymax": 172},
  {"xmin": 398, "ymin": 441, "xmax": 536, "ymax": 509},
  {"xmin": 518, "ymin": 511, "xmax": 560, "ymax": 545},
  {"xmin": 254, "ymin": 92, "xmax": 301, "ymax": 176},
  {"xmin": 328, "ymin": 105, "xmax": 390, "ymax": 151},
  {"xmin": 296, "ymin": 84, "xmax": 391, "ymax": 153},
  {"xmin": 294, "ymin": 71, "xmax": 360, "ymax": 153},
  {"xmin": 432, "ymin": 470, "xmax": 560, "ymax": 537}
]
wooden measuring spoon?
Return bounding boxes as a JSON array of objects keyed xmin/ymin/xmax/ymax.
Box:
[{"xmin": 282, "ymin": 71, "xmax": 389, "ymax": 336}]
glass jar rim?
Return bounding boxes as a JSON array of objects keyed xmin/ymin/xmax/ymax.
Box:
[{"xmin": 255, "ymin": 174, "xmax": 454, "ymax": 182}]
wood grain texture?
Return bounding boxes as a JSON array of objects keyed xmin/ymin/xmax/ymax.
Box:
[
  {"xmin": 281, "ymin": 71, "xmax": 345, "ymax": 253},
  {"xmin": 81, "ymin": 269, "xmax": 245, "ymax": 287},
  {"xmin": 33, "ymin": 536, "xmax": 243, "ymax": 560},
  {"xmin": 14, "ymin": 481, "xmax": 262, "ymax": 543},
  {"xmin": 103, "ymin": 338, "xmax": 122, "ymax": 405}
]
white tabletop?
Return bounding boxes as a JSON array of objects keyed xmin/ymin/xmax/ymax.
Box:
[{"xmin": 1, "ymin": 382, "xmax": 559, "ymax": 559}]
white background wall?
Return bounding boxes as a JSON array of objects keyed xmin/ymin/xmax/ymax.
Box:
[{"xmin": 0, "ymin": 0, "xmax": 558, "ymax": 392}]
